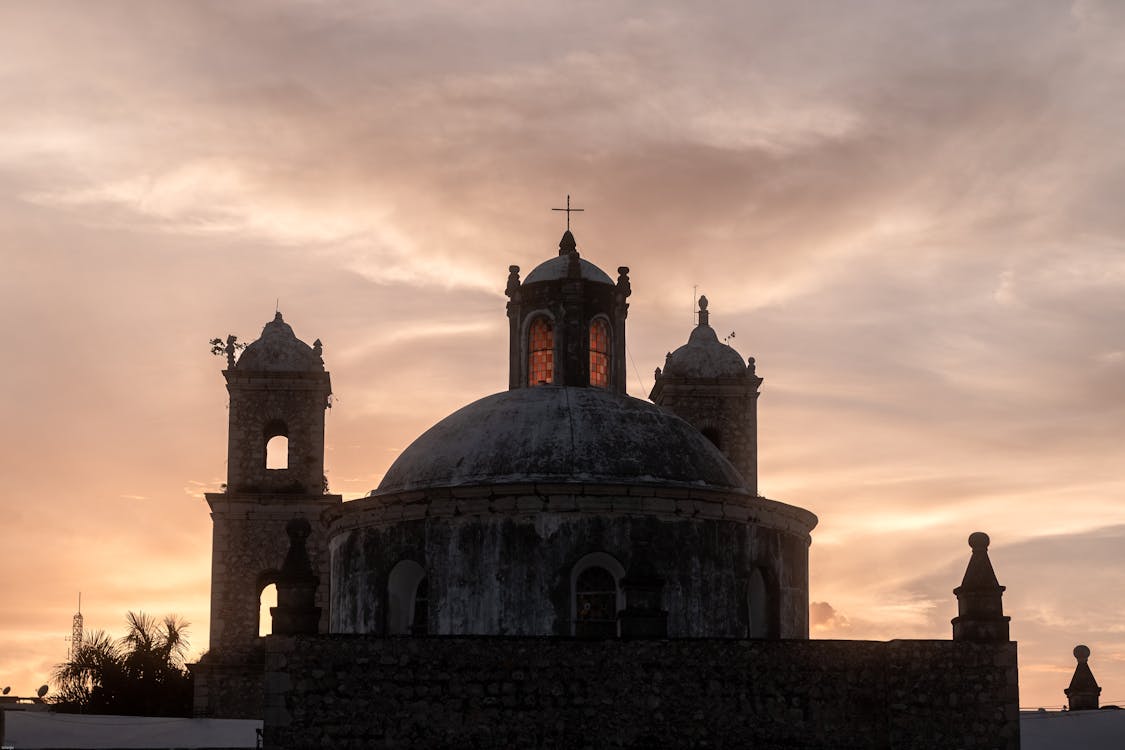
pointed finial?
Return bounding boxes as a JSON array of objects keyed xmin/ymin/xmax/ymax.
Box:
[
  {"xmin": 1066, "ymin": 644, "xmax": 1102, "ymax": 710},
  {"xmin": 559, "ymin": 230, "xmax": 577, "ymax": 256},
  {"xmin": 952, "ymin": 531, "xmax": 1010, "ymax": 642},
  {"xmin": 272, "ymin": 517, "xmax": 320, "ymax": 636},
  {"xmin": 506, "ymin": 265, "xmax": 522, "ymax": 297},
  {"xmin": 698, "ymin": 295, "xmax": 710, "ymax": 327}
]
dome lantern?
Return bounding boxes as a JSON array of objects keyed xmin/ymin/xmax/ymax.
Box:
[{"xmin": 505, "ymin": 230, "xmax": 630, "ymax": 392}]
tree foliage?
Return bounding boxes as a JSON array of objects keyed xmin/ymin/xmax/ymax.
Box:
[{"xmin": 51, "ymin": 612, "xmax": 193, "ymax": 716}]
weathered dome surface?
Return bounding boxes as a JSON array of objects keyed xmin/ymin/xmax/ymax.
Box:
[
  {"xmin": 235, "ymin": 313, "xmax": 324, "ymax": 372},
  {"xmin": 524, "ymin": 255, "xmax": 614, "ymax": 285},
  {"xmin": 376, "ymin": 386, "xmax": 746, "ymax": 494},
  {"xmin": 663, "ymin": 324, "xmax": 747, "ymax": 379}
]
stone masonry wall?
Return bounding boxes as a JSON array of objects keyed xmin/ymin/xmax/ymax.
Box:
[
  {"xmin": 263, "ymin": 636, "xmax": 1019, "ymax": 749},
  {"xmin": 652, "ymin": 377, "xmax": 759, "ymax": 495}
]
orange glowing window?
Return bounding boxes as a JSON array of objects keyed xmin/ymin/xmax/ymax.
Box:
[
  {"xmin": 589, "ymin": 318, "xmax": 609, "ymax": 388},
  {"xmin": 528, "ymin": 317, "xmax": 554, "ymax": 385}
]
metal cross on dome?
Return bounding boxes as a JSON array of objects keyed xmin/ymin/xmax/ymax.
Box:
[{"xmin": 552, "ymin": 195, "xmax": 584, "ymax": 231}]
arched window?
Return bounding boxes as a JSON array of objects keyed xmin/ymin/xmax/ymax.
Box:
[
  {"xmin": 589, "ymin": 318, "xmax": 609, "ymax": 388},
  {"xmin": 266, "ymin": 436, "xmax": 289, "ymax": 469},
  {"xmin": 571, "ymin": 552, "xmax": 625, "ymax": 638},
  {"xmin": 528, "ymin": 317, "xmax": 554, "ymax": 385},
  {"xmin": 259, "ymin": 583, "xmax": 277, "ymax": 637},
  {"xmin": 263, "ymin": 419, "xmax": 289, "ymax": 470},
  {"xmin": 387, "ymin": 560, "xmax": 427, "ymax": 635}
]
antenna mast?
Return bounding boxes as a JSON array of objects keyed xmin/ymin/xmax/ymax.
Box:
[{"xmin": 68, "ymin": 593, "xmax": 83, "ymax": 658}]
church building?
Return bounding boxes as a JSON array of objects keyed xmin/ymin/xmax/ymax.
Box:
[{"xmin": 190, "ymin": 229, "xmax": 1020, "ymax": 749}]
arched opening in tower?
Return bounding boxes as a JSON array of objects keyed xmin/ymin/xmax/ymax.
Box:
[
  {"xmin": 266, "ymin": 435, "xmax": 289, "ymax": 469},
  {"xmin": 259, "ymin": 583, "xmax": 277, "ymax": 637}
]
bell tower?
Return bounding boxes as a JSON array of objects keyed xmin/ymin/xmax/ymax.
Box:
[
  {"xmin": 650, "ymin": 297, "xmax": 762, "ymax": 494},
  {"xmin": 505, "ymin": 230, "xmax": 631, "ymax": 393},
  {"xmin": 192, "ymin": 313, "xmax": 341, "ymax": 719}
]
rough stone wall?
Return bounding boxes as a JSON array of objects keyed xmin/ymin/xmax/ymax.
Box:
[
  {"xmin": 653, "ymin": 377, "xmax": 760, "ymax": 495},
  {"xmin": 329, "ymin": 485, "xmax": 813, "ymax": 639},
  {"xmin": 189, "ymin": 651, "xmax": 265, "ymax": 719},
  {"xmin": 225, "ymin": 371, "xmax": 330, "ymax": 494},
  {"xmin": 262, "ymin": 636, "xmax": 1019, "ymax": 749},
  {"xmin": 197, "ymin": 493, "xmax": 340, "ymax": 718}
]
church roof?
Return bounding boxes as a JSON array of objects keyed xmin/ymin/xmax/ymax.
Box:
[
  {"xmin": 235, "ymin": 312, "xmax": 324, "ymax": 372},
  {"xmin": 663, "ymin": 298, "xmax": 747, "ymax": 379},
  {"xmin": 375, "ymin": 386, "xmax": 747, "ymax": 494}
]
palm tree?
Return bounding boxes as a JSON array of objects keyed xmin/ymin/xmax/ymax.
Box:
[{"xmin": 52, "ymin": 612, "xmax": 194, "ymax": 716}]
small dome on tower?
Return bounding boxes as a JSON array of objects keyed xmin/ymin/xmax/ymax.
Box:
[
  {"xmin": 662, "ymin": 296, "xmax": 748, "ymax": 379},
  {"xmin": 523, "ymin": 231, "xmax": 615, "ymax": 285},
  {"xmin": 235, "ymin": 312, "xmax": 325, "ymax": 372}
]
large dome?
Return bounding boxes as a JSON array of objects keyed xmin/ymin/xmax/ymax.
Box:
[{"xmin": 376, "ymin": 386, "xmax": 746, "ymax": 494}]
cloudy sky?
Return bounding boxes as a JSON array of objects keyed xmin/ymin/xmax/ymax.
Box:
[{"xmin": 2, "ymin": 1, "xmax": 1123, "ymax": 708}]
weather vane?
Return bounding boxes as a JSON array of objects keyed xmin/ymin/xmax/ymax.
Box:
[{"xmin": 552, "ymin": 194, "xmax": 584, "ymax": 231}]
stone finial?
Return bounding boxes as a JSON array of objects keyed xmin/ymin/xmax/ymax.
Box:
[
  {"xmin": 698, "ymin": 295, "xmax": 710, "ymax": 327},
  {"xmin": 224, "ymin": 335, "xmax": 238, "ymax": 368},
  {"xmin": 747, "ymin": 356, "xmax": 756, "ymax": 375},
  {"xmin": 312, "ymin": 339, "xmax": 323, "ymax": 362},
  {"xmin": 271, "ymin": 518, "xmax": 321, "ymax": 636},
  {"xmin": 559, "ymin": 229, "xmax": 577, "ymax": 256},
  {"xmin": 505, "ymin": 265, "xmax": 521, "ymax": 297},
  {"xmin": 1066, "ymin": 645, "xmax": 1102, "ymax": 711},
  {"xmin": 952, "ymin": 532, "xmax": 1011, "ymax": 642},
  {"xmin": 654, "ymin": 366, "xmax": 662, "ymax": 381},
  {"xmin": 616, "ymin": 266, "xmax": 631, "ymax": 297}
]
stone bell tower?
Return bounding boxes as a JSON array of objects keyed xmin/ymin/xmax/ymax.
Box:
[
  {"xmin": 192, "ymin": 313, "xmax": 341, "ymax": 719},
  {"xmin": 650, "ymin": 296, "xmax": 762, "ymax": 494}
]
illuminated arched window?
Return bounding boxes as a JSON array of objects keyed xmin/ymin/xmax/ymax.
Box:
[
  {"xmin": 264, "ymin": 419, "xmax": 289, "ymax": 469},
  {"xmin": 528, "ymin": 317, "xmax": 554, "ymax": 386},
  {"xmin": 589, "ymin": 318, "xmax": 608, "ymax": 388},
  {"xmin": 266, "ymin": 436, "xmax": 289, "ymax": 469},
  {"xmin": 259, "ymin": 582, "xmax": 277, "ymax": 637}
]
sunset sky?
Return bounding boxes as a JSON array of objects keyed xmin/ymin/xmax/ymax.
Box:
[{"xmin": 2, "ymin": 1, "xmax": 1124, "ymax": 709}]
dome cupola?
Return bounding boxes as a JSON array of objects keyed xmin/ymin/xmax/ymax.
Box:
[{"xmin": 505, "ymin": 230, "xmax": 631, "ymax": 392}]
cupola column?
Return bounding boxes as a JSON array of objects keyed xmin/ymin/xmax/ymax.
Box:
[{"xmin": 505, "ymin": 265, "xmax": 522, "ymax": 390}]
